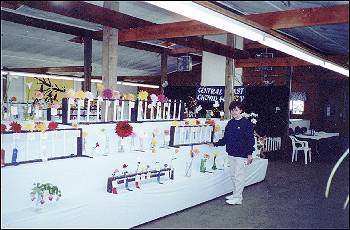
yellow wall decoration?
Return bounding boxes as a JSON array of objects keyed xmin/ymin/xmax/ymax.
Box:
[{"xmin": 25, "ymin": 77, "xmax": 74, "ymax": 103}]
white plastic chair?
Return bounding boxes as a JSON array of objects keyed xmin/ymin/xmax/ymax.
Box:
[{"xmin": 289, "ymin": 136, "xmax": 312, "ymax": 164}]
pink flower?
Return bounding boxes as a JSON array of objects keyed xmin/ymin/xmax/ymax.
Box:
[
  {"xmin": 113, "ymin": 90, "xmax": 121, "ymax": 100},
  {"xmin": 35, "ymin": 91, "xmax": 44, "ymax": 99},
  {"xmin": 102, "ymin": 88, "xmax": 113, "ymax": 99},
  {"xmin": 157, "ymin": 94, "xmax": 168, "ymax": 103}
]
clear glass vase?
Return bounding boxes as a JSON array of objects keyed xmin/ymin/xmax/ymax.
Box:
[
  {"xmin": 200, "ymin": 159, "xmax": 207, "ymax": 173},
  {"xmin": 185, "ymin": 160, "xmax": 193, "ymax": 177}
]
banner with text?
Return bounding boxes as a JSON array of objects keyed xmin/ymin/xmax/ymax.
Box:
[{"xmin": 196, "ymin": 86, "xmax": 245, "ymax": 103}]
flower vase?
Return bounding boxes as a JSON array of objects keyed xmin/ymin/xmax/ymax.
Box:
[
  {"xmin": 118, "ymin": 138, "xmax": 125, "ymax": 152},
  {"xmin": 200, "ymin": 159, "xmax": 207, "ymax": 173},
  {"xmin": 211, "ymin": 156, "xmax": 217, "ymax": 170},
  {"xmin": 185, "ymin": 160, "xmax": 193, "ymax": 177}
]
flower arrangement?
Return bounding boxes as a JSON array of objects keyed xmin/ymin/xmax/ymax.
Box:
[
  {"xmin": 200, "ymin": 153, "xmax": 210, "ymax": 173},
  {"xmin": 64, "ymin": 89, "xmax": 75, "ymax": 98},
  {"xmin": 115, "ymin": 121, "xmax": 133, "ymax": 138},
  {"xmin": 150, "ymin": 94, "xmax": 158, "ymax": 104},
  {"xmin": 113, "ymin": 90, "xmax": 121, "ymax": 100},
  {"xmin": 157, "ymin": 94, "xmax": 168, "ymax": 103},
  {"xmin": 48, "ymin": 121, "xmax": 59, "ymax": 130},
  {"xmin": 23, "ymin": 120, "xmax": 35, "ymax": 131},
  {"xmin": 9, "ymin": 96, "xmax": 17, "ymax": 102},
  {"xmin": 137, "ymin": 90, "xmax": 149, "ymax": 101},
  {"xmin": 124, "ymin": 93, "xmax": 136, "ymax": 101},
  {"xmin": 9, "ymin": 121, "xmax": 22, "ymax": 133},
  {"xmin": 30, "ymin": 182, "xmax": 62, "ymax": 206},
  {"xmin": 75, "ymin": 90, "xmax": 86, "ymax": 100},
  {"xmin": 35, "ymin": 122, "xmax": 47, "ymax": 132},
  {"xmin": 205, "ymin": 119, "xmax": 216, "ymax": 127},
  {"xmin": 242, "ymin": 112, "xmax": 258, "ymax": 125},
  {"xmin": 1, "ymin": 124, "xmax": 7, "ymax": 133},
  {"xmin": 102, "ymin": 88, "xmax": 113, "ymax": 100},
  {"xmin": 171, "ymin": 120, "xmax": 180, "ymax": 127},
  {"xmin": 85, "ymin": 91, "xmax": 94, "ymax": 100}
]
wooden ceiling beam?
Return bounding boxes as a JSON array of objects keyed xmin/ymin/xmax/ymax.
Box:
[
  {"xmin": 4, "ymin": 66, "xmax": 89, "ymax": 73},
  {"xmin": 2, "ymin": 1, "xmax": 246, "ymax": 59},
  {"xmin": 115, "ymin": 4, "xmax": 349, "ymax": 42},
  {"xmin": 235, "ymin": 57, "xmax": 311, "ymax": 68},
  {"xmin": 245, "ymin": 4, "xmax": 349, "ymax": 29}
]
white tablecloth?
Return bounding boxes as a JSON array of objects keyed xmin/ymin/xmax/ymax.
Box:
[
  {"xmin": 295, "ymin": 132, "xmax": 339, "ymax": 140},
  {"xmin": 1, "ymin": 145, "xmax": 268, "ymax": 228}
]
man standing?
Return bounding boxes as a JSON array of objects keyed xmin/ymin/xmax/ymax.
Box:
[{"xmin": 213, "ymin": 101, "xmax": 255, "ymax": 205}]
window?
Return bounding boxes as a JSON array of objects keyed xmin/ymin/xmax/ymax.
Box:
[
  {"xmin": 290, "ymin": 100, "xmax": 305, "ymax": 115},
  {"xmin": 290, "ymin": 92, "xmax": 306, "ymax": 115}
]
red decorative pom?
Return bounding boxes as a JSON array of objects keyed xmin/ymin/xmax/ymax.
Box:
[
  {"xmin": 48, "ymin": 121, "xmax": 59, "ymax": 130},
  {"xmin": 1, "ymin": 124, "xmax": 7, "ymax": 133},
  {"xmin": 9, "ymin": 121, "xmax": 22, "ymax": 133},
  {"xmin": 115, "ymin": 121, "xmax": 133, "ymax": 138},
  {"xmin": 206, "ymin": 119, "xmax": 216, "ymax": 127}
]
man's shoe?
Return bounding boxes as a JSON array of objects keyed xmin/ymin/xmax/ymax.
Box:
[
  {"xmin": 226, "ymin": 199, "xmax": 242, "ymax": 205},
  {"xmin": 225, "ymin": 194, "xmax": 234, "ymax": 200}
]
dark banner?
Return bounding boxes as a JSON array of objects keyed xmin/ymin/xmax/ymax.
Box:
[{"xmin": 195, "ymin": 86, "xmax": 245, "ymax": 103}]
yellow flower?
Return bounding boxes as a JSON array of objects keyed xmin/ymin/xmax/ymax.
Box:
[
  {"xmin": 213, "ymin": 152, "xmax": 219, "ymax": 157},
  {"xmin": 137, "ymin": 90, "xmax": 149, "ymax": 101},
  {"xmin": 151, "ymin": 137, "xmax": 158, "ymax": 146},
  {"xmin": 96, "ymin": 83, "xmax": 104, "ymax": 92},
  {"xmin": 126, "ymin": 93, "xmax": 136, "ymax": 101},
  {"xmin": 214, "ymin": 124, "xmax": 221, "ymax": 133},
  {"xmin": 35, "ymin": 122, "xmax": 47, "ymax": 132},
  {"xmin": 65, "ymin": 89, "xmax": 75, "ymax": 98},
  {"xmin": 75, "ymin": 90, "xmax": 86, "ymax": 99},
  {"xmin": 23, "ymin": 120, "xmax": 35, "ymax": 131},
  {"xmin": 82, "ymin": 131, "xmax": 88, "ymax": 138},
  {"xmin": 171, "ymin": 120, "xmax": 180, "ymax": 127},
  {"xmin": 72, "ymin": 121, "xmax": 79, "ymax": 129},
  {"xmin": 188, "ymin": 119, "xmax": 197, "ymax": 126}
]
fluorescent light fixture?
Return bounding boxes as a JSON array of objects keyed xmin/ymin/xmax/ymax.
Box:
[
  {"xmin": 260, "ymin": 36, "xmax": 325, "ymax": 66},
  {"xmin": 118, "ymin": 81, "xmax": 160, "ymax": 89},
  {"xmin": 146, "ymin": 1, "xmax": 263, "ymax": 42},
  {"xmin": 324, "ymin": 62, "xmax": 349, "ymax": 77},
  {"xmin": 145, "ymin": 1, "xmax": 349, "ymax": 77}
]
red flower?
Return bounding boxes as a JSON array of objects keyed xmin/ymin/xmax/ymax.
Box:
[
  {"xmin": 48, "ymin": 122, "xmax": 59, "ymax": 130},
  {"xmin": 9, "ymin": 121, "xmax": 21, "ymax": 133},
  {"xmin": 115, "ymin": 121, "xmax": 133, "ymax": 138},
  {"xmin": 9, "ymin": 96, "xmax": 17, "ymax": 102},
  {"xmin": 1, "ymin": 124, "xmax": 6, "ymax": 133},
  {"xmin": 206, "ymin": 119, "xmax": 216, "ymax": 127}
]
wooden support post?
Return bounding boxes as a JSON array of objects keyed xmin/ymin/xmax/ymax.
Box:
[{"xmin": 224, "ymin": 33, "xmax": 234, "ymax": 119}]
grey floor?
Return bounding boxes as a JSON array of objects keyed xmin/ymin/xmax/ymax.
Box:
[{"xmin": 134, "ymin": 150, "xmax": 349, "ymax": 229}]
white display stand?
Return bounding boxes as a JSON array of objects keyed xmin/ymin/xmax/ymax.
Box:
[{"xmin": 1, "ymin": 120, "xmax": 268, "ymax": 228}]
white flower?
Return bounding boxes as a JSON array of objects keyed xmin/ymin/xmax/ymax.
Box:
[
  {"xmin": 251, "ymin": 118, "xmax": 257, "ymax": 124},
  {"xmin": 213, "ymin": 101, "xmax": 220, "ymax": 108},
  {"xmin": 150, "ymin": 94, "xmax": 158, "ymax": 102},
  {"xmin": 220, "ymin": 111, "xmax": 225, "ymax": 116},
  {"xmin": 195, "ymin": 105, "xmax": 202, "ymax": 113},
  {"xmin": 85, "ymin": 91, "xmax": 94, "ymax": 100},
  {"xmin": 241, "ymin": 112, "xmax": 248, "ymax": 117},
  {"xmin": 27, "ymin": 82, "xmax": 33, "ymax": 89}
]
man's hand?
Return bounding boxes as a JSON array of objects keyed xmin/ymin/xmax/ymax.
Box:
[{"xmin": 246, "ymin": 155, "xmax": 253, "ymax": 165}]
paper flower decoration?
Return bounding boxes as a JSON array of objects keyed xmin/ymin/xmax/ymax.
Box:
[
  {"xmin": 125, "ymin": 93, "xmax": 136, "ymax": 101},
  {"xmin": 23, "ymin": 121, "xmax": 35, "ymax": 131},
  {"xmin": 9, "ymin": 121, "xmax": 22, "ymax": 133},
  {"xmin": 85, "ymin": 91, "xmax": 94, "ymax": 100},
  {"xmin": 157, "ymin": 94, "xmax": 168, "ymax": 103},
  {"xmin": 137, "ymin": 90, "xmax": 149, "ymax": 101},
  {"xmin": 151, "ymin": 135, "xmax": 158, "ymax": 146},
  {"xmin": 75, "ymin": 90, "xmax": 86, "ymax": 99},
  {"xmin": 64, "ymin": 89, "xmax": 75, "ymax": 98},
  {"xmin": 113, "ymin": 90, "xmax": 121, "ymax": 100},
  {"xmin": 82, "ymin": 131, "xmax": 89, "ymax": 138},
  {"xmin": 9, "ymin": 96, "xmax": 17, "ymax": 102},
  {"xmin": 213, "ymin": 100, "xmax": 220, "ymax": 108},
  {"xmin": 48, "ymin": 122, "xmax": 59, "ymax": 130},
  {"xmin": 96, "ymin": 83, "xmax": 104, "ymax": 92},
  {"xmin": 102, "ymin": 88, "xmax": 113, "ymax": 99},
  {"xmin": 35, "ymin": 122, "xmax": 47, "ymax": 132},
  {"xmin": 122, "ymin": 163, "xmax": 128, "ymax": 169},
  {"xmin": 115, "ymin": 121, "xmax": 133, "ymax": 138},
  {"xmin": 1, "ymin": 124, "xmax": 7, "ymax": 133}
]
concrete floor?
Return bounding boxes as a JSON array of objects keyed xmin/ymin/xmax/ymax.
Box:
[{"xmin": 134, "ymin": 150, "xmax": 349, "ymax": 229}]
